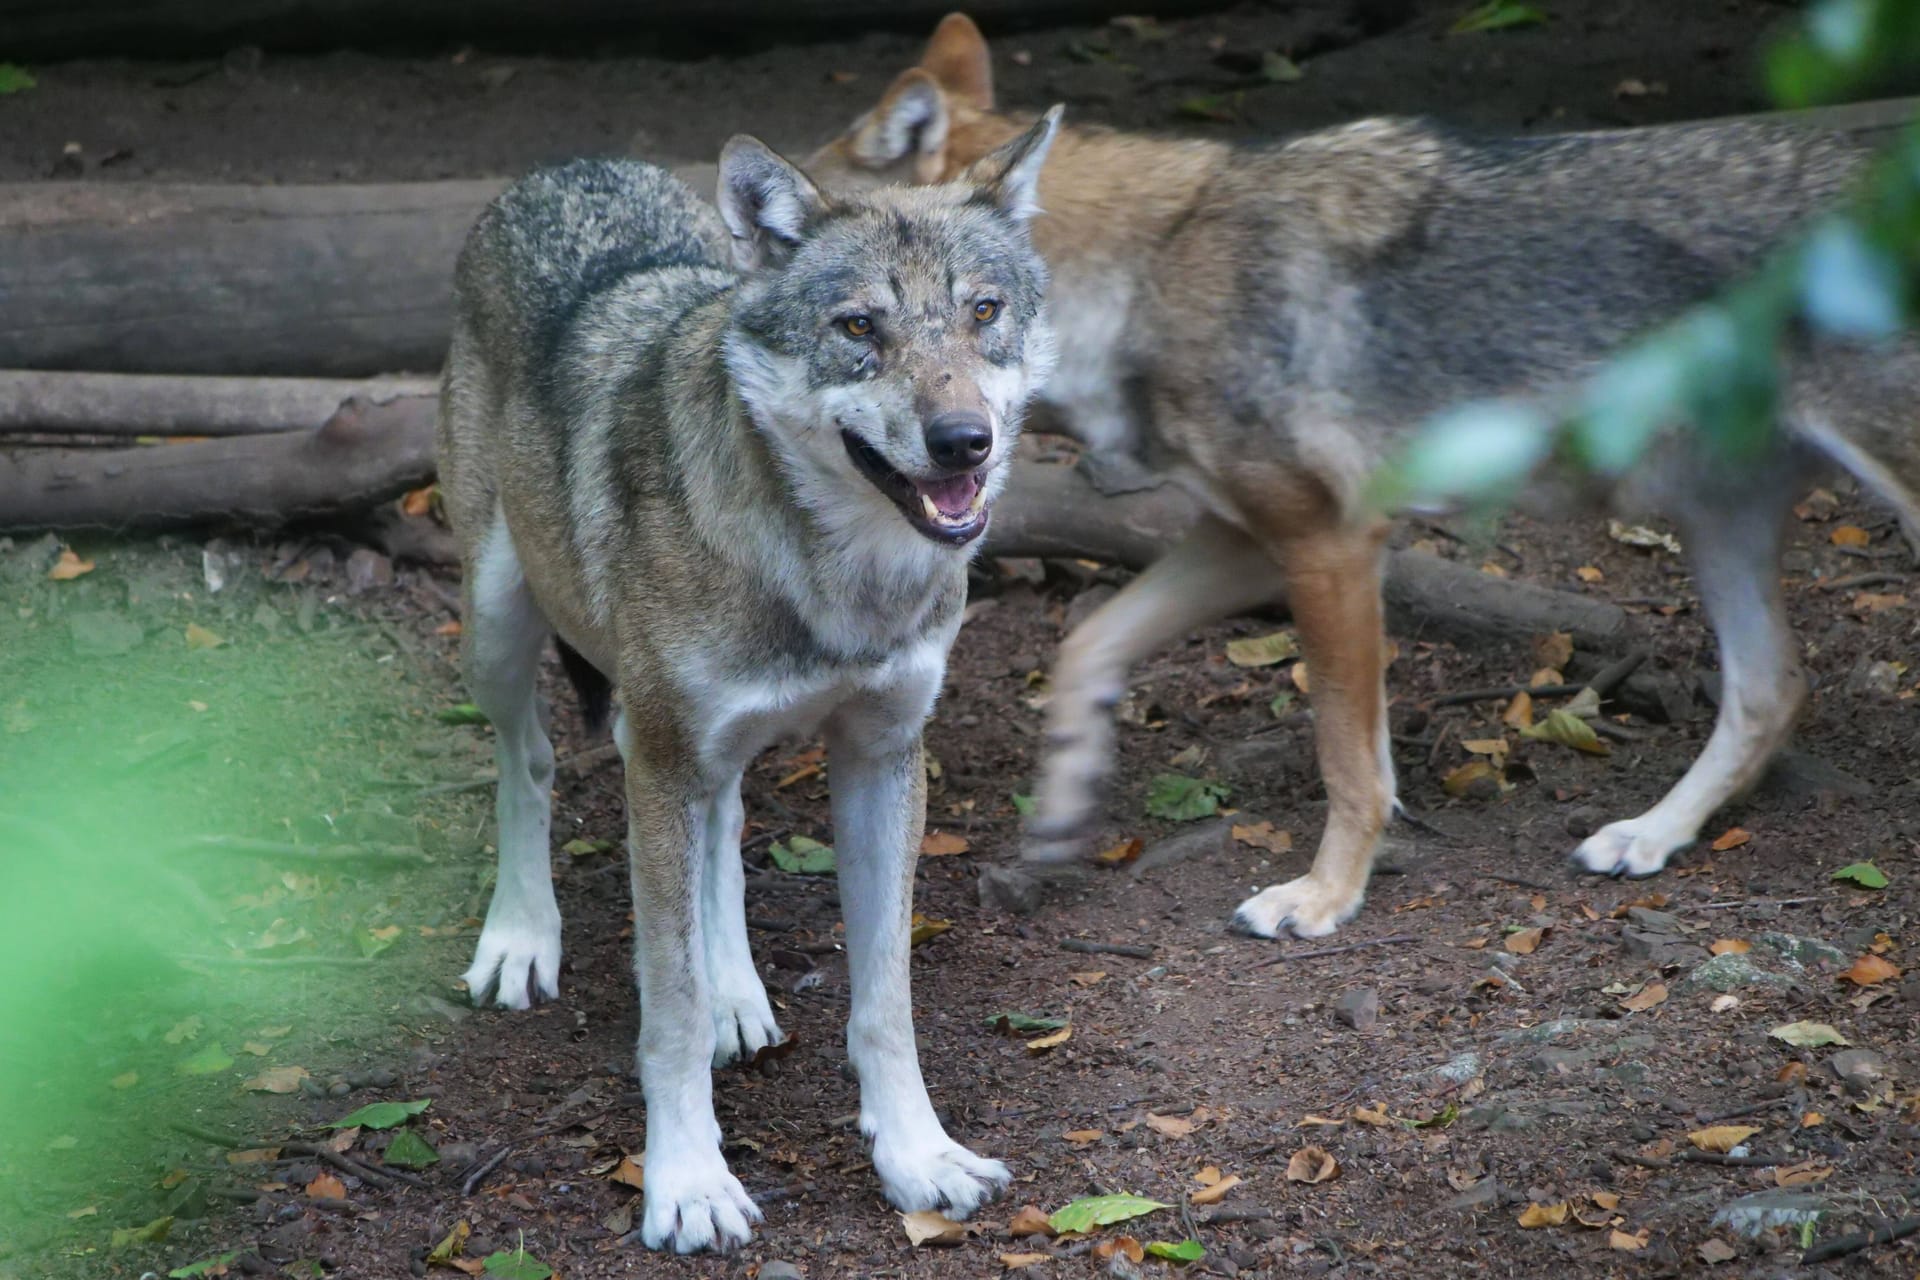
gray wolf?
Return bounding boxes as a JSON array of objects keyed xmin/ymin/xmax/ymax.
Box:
[
  {"xmin": 810, "ymin": 14, "xmax": 1920, "ymax": 937},
  {"xmin": 437, "ymin": 112, "xmax": 1060, "ymax": 1251}
]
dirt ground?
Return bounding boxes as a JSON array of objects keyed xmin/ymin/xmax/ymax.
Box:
[{"xmin": 2, "ymin": 2, "xmax": 1918, "ymax": 1278}]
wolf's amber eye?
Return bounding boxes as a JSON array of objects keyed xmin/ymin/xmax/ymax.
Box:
[
  {"xmin": 842, "ymin": 315, "xmax": 874, "ymax": 338},
  {"xmin": 973, "ymin": 299, "xmax": 1000, "ymax": 323}
]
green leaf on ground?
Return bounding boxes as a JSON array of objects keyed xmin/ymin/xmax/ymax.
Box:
[
  {"xmin": 1260, "ymin": 50, "xmax": 1304, "ymax": 82},
  {"xmin": 435, "ymin": 703, "xmax": 488, "ymax": 725},
  {"xmin": 175, "ymin": 1044, "xmax": 234, "ymax": 1076},
  {"xmin": 1450, "ymin": 1, "xmax": 1547, "ymax": 34},
  {"xmin": 1011, "ymin": 793, "xmax": 1037, "ymax": 817},
  {"xmin": 1147, "ymin": 1239, "xmax": 1206, "ymax": 1262},
  {"xmin": 986, "ymin": 1011, "xmax": 1069, "ymax": 1035},
  {"xmin": 1145, "ymin": 773, "xmax": 1230, "ymax": 822},
  {"xmin": 0, "ymin": 64, "xmax": 36, "ymax": 94},
  {"xmin": 169, "ymin": 1251, "xmax": 242, "ymax": 1277},
  {"xmin": 1225, "ymin": 631, "xmax": 1299, "ymax": 667},
  {"xmin": 327, "ymin": 1099, "xmax": 431, "ymax": 1130},
  {"xmin": 561, "ymin": 837, "xmax": 613, "ymax": 857},
  {"xmin": 1269, "ymin": 691, "xmax": 1296, "ymax": 718},
  {"xmin": 1769, "ymin": 1020, "xmax": 1851, "ymax": 1048},
  {"xmin": 1176, "ymin": 93, "xmax": 1238, "ymax": 122},
  {"xmin": 767, "ymin": 834, "xmax": 835, "ymax": 875},
  {"xmin": 1048, "ymin": 1193, "xmax": 1171, "ymax": 1235},
  {"xmin": 482, "ymin": 1248, "xmax": 554, "ymax": 1280},
  {"xmin": 383, "ymin": 1128, "xmax": 440, "ymax": 1168},
  {"xmin": 110, "ymin": 1216, "xmax": 174, "ymax": 1249},
  {"xmin": 1832, "ymin": 862, "xmax": 1888, "ymax": 889},
  {"xmin": 1519, "ymin": 707, "xmax": 1609, "ymax": 755}
]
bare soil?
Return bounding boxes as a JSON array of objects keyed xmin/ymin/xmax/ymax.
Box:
[{"xmin": 1, "ymin": 3, "xmax": 1917, "ymax": 1278}]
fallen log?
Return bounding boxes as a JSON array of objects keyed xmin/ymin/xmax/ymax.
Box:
[
  {"xmin": 0, "ymin": 393, "xmax": 437, "ymax": 530},
  {"xmin": 0, "ymin": 370, "xmax": 438, "ymax": 437}
]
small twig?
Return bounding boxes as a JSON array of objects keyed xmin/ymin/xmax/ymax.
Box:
[
  {"xmin": 1392, "ymin": 807, "xmax": 1455, "ymax": 842},
  {"xmin": 1060, "ymin": 938, "xmax": 1155, "ymax": 959},
  {"xmin": 747, "ymin": 915, "xmax": 795, "ymax": 933},
  {"xmin": 1698, "ymin": 896, "xmax": 1820, "ymax": 910},
  {"xmin": 167, "ymin": 1120, "xmax": 249, "ymax": 1150},
  {"xmin": 1263, "ymin": 934, "xmax": 1419, "ymax": 965},
  {"xmin": 461, "ymin": 1145, "xmax": 515, "ymax": 1197},
  {"xmin": 1479, "ymin": 871, "xmax": 1554, "ymax": 891},
  {"xmin": 1802, "ymin": 1214, "xmax": 1920, "ymax": 1264},
  {"xmin": 1588, "ymin": 719, "xmax": 1647, "ymax": 743},
  {"xmin": 1609, "ymin": 1147, "xmax": 1786, "ymax": 1170},
  {"xmin": 1696, "ymin": 1096, "xmax": 1791, "ymax": 1125},
  {"xmin": 1198, "ymin": 1207, "xmax": 1275, "ymax": 1225},
  {"xmin": 1587, "ymin": 650, "xmax": 1651, "ymax": 699},
  {"xmin": 1816, "ymin": 570, "xmax": 1907, "ymax": 593},
  {"xmin": 1433, "ymin": 682, "xmax": 1584, "ymax": 708},
  {"xmin": 284, "ymin": 1140, "xmax": 427, "ymax": 1190}
]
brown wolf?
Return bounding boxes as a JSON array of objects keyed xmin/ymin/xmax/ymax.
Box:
[
  {"xmin": 811, "ymin": 14, "xmax": 1920, "ymax": 938},
  {"xmin": 438, "ymin": 115, "xmax": 1059, "ymax": 1250}
]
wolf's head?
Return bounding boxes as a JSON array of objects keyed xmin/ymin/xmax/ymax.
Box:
[
  {"xmin": 718, "ymin": 108, "xmax": 1060, "ymax": 549},
  {"xmin": 803, "ymin": 14, "xmax": 1023, "ymax": 196}
]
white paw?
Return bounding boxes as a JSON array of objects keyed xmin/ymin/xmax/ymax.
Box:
[
  {"xmin": 872, "ymin": 1129, "xmax": 1011, "ymax": 1219},
  {"xmin": 462, "ymin": 907, "xmax": 561, "ymax": 1010},
  {"xmin": 1572, "ymin": 819, "xmax": 1693, "ymax": 877},
  {"xmin": 710, "ymin": 984, "xmax": 784, "ymax": 1068},
  {"xmin": 1232, "ymin": 876, "xmax": 1362, "ymax": 939},
  {"xmin": 640, "ymin": 1146, "xmax": 760, "ymax": 1254}
]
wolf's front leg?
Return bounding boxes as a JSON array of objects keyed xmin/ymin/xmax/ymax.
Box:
[
  {"xmin": 622, "ymin": 750, "xmax": 760, "ymax": 1253},
  {"xmin": 827, "ymin": 718, "xmax": 1009, "ymax": 1217},
  {"xmin": 700, "ymin": 773, "xmax": 783, "ymax": 1066}
]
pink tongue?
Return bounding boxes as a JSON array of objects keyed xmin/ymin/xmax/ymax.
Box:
[{"xmin": 915, "ymin": 473, "xmax": 980, "ymax": 518}]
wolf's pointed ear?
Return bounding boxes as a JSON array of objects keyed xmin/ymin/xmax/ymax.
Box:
[
  {"xmin": 920, "ymin": 12, "xmax": 993, "ymax": 112},
  {"xmin": 717, "ymin": 136, "xmax": 830, "ymax": 272},
  {"xmin": 850, "ymin": 68, "xmax": 951, "ymax": 181},
  {"xmin": 962, "ymin": 105, "xmax": 1063, "ymax": 223}
]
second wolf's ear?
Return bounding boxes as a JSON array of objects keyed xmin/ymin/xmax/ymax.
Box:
[
  {"xmin": 849, "ymin": 68, "xmax": 951, "ymax": 182},
  {"xmin": 717, "ymin": 136, "xmax": 830, "ymax": 272},
  {"xmin": 920, "ymin": 12, "xmax": 994, "ymax": 112},
  {"xmin": 962, "ymin": 105, "xmax": 1063, "ymax": 223}
]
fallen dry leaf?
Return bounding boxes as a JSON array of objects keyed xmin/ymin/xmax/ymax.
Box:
[
  {"xmin": 1502, "ymin": 690, "xmax": 1534, "ymax": 729},
  {"xmin": 920, "ymin": 830, "xmax": 969, "ymax": 857},
  {"xmin": 47, "ymin": 549, "xmax": 95, "ymax": 580},
  {"xmin": 1777, "ymin": 1062, "xmax": 1809, "ymax": 1084},
  {"xmin": 1621, "ymin": 982, "xmax": 1669, "ymax": 1013},
  {"xmin": 1093, "ymin": 1237, "xmax": 1145, "ymax": 1264},
  {"xmin": 1697, "ymin": 1238, "xmax": 1737, "ymax": 1264},
  {"xmin": 1144, "ymin": 1113, "xmax": 1196, "ymax": 1139},
  {"xmin": 1518, "ymin": 1202, "xmax": 1570, "ymax": 1228},
  {"xmin": 1350, "ymin": 1103, "xmax": 1392, "ymax": 1127},
  {"xmin": 1773, "ymin": 1160, "xmax": 1833, "ymax": 1187},
  {"xmin": 1852, "ymin": 591, "xmax": 1908, "ymax": 614},
  {"xmin": 244, "ymin": 1065, "xmax": 310, "ymax": 1094},
  {"xmin": 1802, "ymin": 1111, "xmax": 1826, "ymax": 1127},
  {"xmin": 1230, "ymin": 821, "xmax": 1292, "ymax": 854},
  {"xmin": 1533, "ymin": 632, "xmax": 1574, "ymax": 670},
  {"xmin": 1094, "ymin": 837, "xmax": 1143, "ymax": 866},
  {"xmin": 1286, "ymin": 1145, "xmax": 1339, "ymax": 1184},
  {"xmin": 1576, "ymin": 565, "xmax": 1604, "ymax": 583},
  {"xmin": 1442, "ymin": 759, "xmax": 1502, "ymax": 799},
  {"xmin": 1000, "ymin": 1253, "xmax": 1050, "ymax": 1269},
  {"xmin": 903, "ymin": 1209, "xmax": 970, "ymax": 1246},
  {"xmin": 226, "ymin": 1147, "xmax": 282, "ymax": 1165},
  {"xmin": 1687, "ymin": 1125, "xmax": 1759, "ymax": 1154},
  {"xmin": 1194, "ymin": 1167, "xmax": 1221, "ymax": 1186},
  {"xmin": 1711, "ymin": 994, "xmax": 1741, "ymax": 1012},
  {"xmin": 1297, "ymin": 1114, "xmax": 1345, "ymax": 1127},
  {"xmin": 1069, "ymin": 970, "xmax": 1106, "ymax": 988},
  {"xmin": 1026, "ymin": 1025, "xmax": 1072, "ymax": 1053},
  {"xmin": 1290, "ymin": 662, "xmax": 1311, "ymax": 693},
  {"xmin": 1062, "ymin": 1129, "xmax": 1104, "ymax": 1145},
  {"xmin": 305, "ymin": 1172, "xmax": 346, "ymax": 1200},
  {"xmin": 184, "ymin": 623, "xmax": 225, "ymax": 650},
  {"xmin": 1610, "ymin": 1228, "xmax": 1650, "ymax": 1252},
  {"xmin": 1592, "ymin": 1191, "xmax": 1621, "ymax": 1211},
  {"xmin": 1710, "ymin": 827, "xmax": 1752, "ymax": 852},
  {"xmin": 1709, "ymin": 938, "xmax": 1751, "ymax": 956},
  {"xmin": 1830, "ymin": 524, "xmax": 1871, "ymax": 547},
  {"xmin": 1007, "ymin": 1204, "xmax": 1055, "ymax": 1238},
  {"xmin": 1842, "ymin": 954, "xmax": 1900, "ymax": 986},
  {"xmin": 1190, "ymin": 1174, "xmax": 1241, "ymax": 1206},
  {"xmin": 606, "ymin": 1155, "xmax": 644, "ymax": 1190},
  {"xmin": 400, "ymin": 485, "xmax": 436, "ymax": 518},
  {"xmin": 1870, "ymin": 932, "xmax": 1895, "ymax": 955},
  {"xmin": 1504, "ymin": 927, "xmax": 1546, "ymax": 956}
]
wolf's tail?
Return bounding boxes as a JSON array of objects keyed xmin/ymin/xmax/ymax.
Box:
[{"xmin": 554, "ymin": 637, "xmax": 613, "ymax": 736}]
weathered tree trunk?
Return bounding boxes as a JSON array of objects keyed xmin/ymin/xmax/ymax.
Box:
[{"xmin": 0, "ymin": 370, "xmax": 438, "ymax": 437}]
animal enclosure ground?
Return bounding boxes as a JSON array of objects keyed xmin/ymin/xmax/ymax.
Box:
[{"xmin": 3, "ymin": 3, "xmax": 1918, "ymax": 1277}]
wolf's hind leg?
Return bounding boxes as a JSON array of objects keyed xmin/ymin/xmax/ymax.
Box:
[
  {"xmin": 701, "ymin": 773, "xmax": 783, "ymax": 1066},
  {"xmin": 1027, "ymin": 516, "xmax": 1282, "ymax": 861},
  {"xmin": 461, "ymin": 511, "xmax": 563, "ymax": 1009},
  {"xmin": 1575, "ymin": 467, "xmax": 1805, "ymax": 877}
]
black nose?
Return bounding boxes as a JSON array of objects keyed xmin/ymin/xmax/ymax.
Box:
[{"xmin": 924, "ymin": 412, "xmax": 993, "ymax": 471}]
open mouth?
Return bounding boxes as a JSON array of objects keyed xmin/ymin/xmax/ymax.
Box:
[{"xmin": 841, "ymin": 430, "xmax": 990, "ymax": 545}]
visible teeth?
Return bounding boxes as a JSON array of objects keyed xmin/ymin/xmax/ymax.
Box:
[
  {"xmin": 920, "ymin": 493, "xmax": 940, "ymax": 521},
  {"xmin": 967, "ymin": 485, "xmax": 988, "ymax": 514}
]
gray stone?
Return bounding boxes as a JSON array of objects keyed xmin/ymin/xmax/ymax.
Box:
[
  {"xmin": 758, "ymin": 1265, "xmax": 804, "ymax": 1280},
  {"xmin": 1762, "ymin": 750, "xmax": 1874, "ymax": 802},
  {"xmin": 1606, "ymin": 1062, "xmax": 1652, "ymax": 1086},
  {"xmin": 1333, "ymin": 988, "xmax": 1379, "ymax": 1031},
  {"xmin": 977, "ymin": 864, "xmax": 1045, "ymax": 915},
  {"xmin": 1755, "ymin": 932, "xmax": 1846, "ymax": 969},
  {"xmin": 1625, "ymin": 906, "xmax": 1687, "ymax": 934},
  {"xmin": 1216, "ymin": 737, "xmax": 1294, "ymax": 780},
  {"xmin": 345, "ymin": 547, "xmax": 394, "ymax": 595},
  {"xmin": 1443, "ymin": 1179, "xmax": 1502, "ymax": 1212},
  {"xmin": 1828, "ymin": 1048, "xmax": 1891, "ymax": 1093},
  {"xmin": 1495, "ymin": 1017, "xmax": 1601, "ymax": 1046},
  {"xmin": 1678, "ymin": 952, "xmax": 1797, "ymax": 994},
  {"xmin": 1531, "ymin": 1047, "xmax": 1599, "ymax": 1075},
  {"xmin": 1432, "ymin": 1051, "xmax": 1484, "ymax": 1085},
  {"xmin": 1622, "ymin": 928, "xmax": 1707, "ymax": 965},
  {"xmin": 1133, "ymin": 820, "xmax": 1232, "ymax": 876},
  {"xmin": 1544, "ymin": 1100, "xmax": 1603, "ymax": 1117},
  {"xmin": 1613, "ymin": 667, "xmax": 1695, "ymax": 724},
  {"xmin": 69, "ymin": 610, "xmax": 144, "ymax": 657}
]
